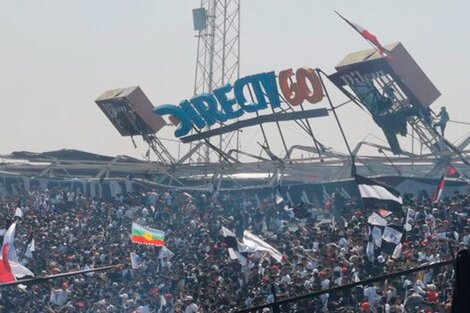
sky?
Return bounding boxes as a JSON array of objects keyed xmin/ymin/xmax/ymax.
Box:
[{"xmin": 1, "ymin": 0, "xmax": 469, "ymax": 161}]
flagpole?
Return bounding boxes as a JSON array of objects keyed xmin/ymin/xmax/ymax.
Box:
[
  {"xmin": 334, "ymin": 10, "xmax": 387, "ymax": 55},
  {"xmin": 0, "ymin": 264, "xmax": 120, "ymax": 288}
]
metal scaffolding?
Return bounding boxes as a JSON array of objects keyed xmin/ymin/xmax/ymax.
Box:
[{"xmin": 191, "ymin": 0, "xmax": 241, "ymax": 163}]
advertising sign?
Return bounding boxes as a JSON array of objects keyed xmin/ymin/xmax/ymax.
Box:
[
  {"xmin": 153, "ymin": 67, "xmax": 325, "ymax": 138},
  {"xmin": 96, "ymin": 86, "xmax": 166, "ymax": 137}
]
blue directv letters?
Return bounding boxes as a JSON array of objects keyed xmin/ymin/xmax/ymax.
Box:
[
  {"xmin": 259, "ymin": 71, "xmax": 281, "ymax": 109},
  {"xmin": 179, "ymin": 100, "xmax": 206, "ymax": 129},
  {"xmin": 213, "ymin": 84, "xmax": 243, "ymax": 120},
  {"xmin": 152, "ymin": 67, "xmax": 323, "ymax": 138},
  {"xmin": 153, "ymin": 105, "xmax": 192, "ymax": 137},
  {"xmin": 234, "ymin": 75, "xmax": 266, "ymax": 113},
  {"xmin": 190, "ymin": 93, "xmax": 228, "ymax": 126}
]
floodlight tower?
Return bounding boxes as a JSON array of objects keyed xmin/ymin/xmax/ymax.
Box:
[{"xmin": 191, "ymin": 0, "xmax": 241, "ymax": 163}]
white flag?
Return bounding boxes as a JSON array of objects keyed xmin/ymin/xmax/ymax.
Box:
[
  {"xmin": 242, "ymin": 231, "xmax": 282, "ymax": 262},
  {"xmin": 158, "ymin": 246, "xmax": 174, "ymax": 260},
  {"xmin": 14, "ymin": 207, "xmax": 23, "ymax": 218},
  {"xmin": 25, "ymin": 238, "xmax": 35, "ymax": 259},
  {"xmin": 130, "ymin": 252, "xmax": 142, "ymax": 269},
  {"xmin": 275, "ymin": 190, "xmax": 284, "ymax": 205},
  {"xmin": 9, "ymin": 261, "xmax": 35, "ymax": 278},
  {"xmin": 1, "ymin": 222, "xmax": 18, "ymax": 262}
]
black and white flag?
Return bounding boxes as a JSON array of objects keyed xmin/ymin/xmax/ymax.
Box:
[
  {"xmin": 355, "ymin": 175, "xmax": 402, "ymax": 211},
  {"xmin": 221, "ymin": 226, "xmax": 239, "ymax": 250},
  {"xmin": 221, "ymin": 227, "xmax": 283, "ymax": 263},
  {"xmin": 381, "ymin": 225, "xmax": 403, "ymax": 256},
  {"xmin": 221, "ymin": 226, "xmax": 247, "ymax": 265},
  {"xmin": 242, "ymin": 230, "xmax": 283, "ymax": 262},
  {"xmin": 367, "ymin": 212, "xmax": 404, "ymax": 259}
]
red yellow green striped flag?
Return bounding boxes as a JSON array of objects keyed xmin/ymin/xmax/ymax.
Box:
[{"xmin": 131, "ymin": 223, "xmax": 165, "ymax": 246}]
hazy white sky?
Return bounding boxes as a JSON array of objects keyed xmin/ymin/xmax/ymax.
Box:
[{"xmin": 1, "ymin": 0, "xmax": 469, "ymax": 161}]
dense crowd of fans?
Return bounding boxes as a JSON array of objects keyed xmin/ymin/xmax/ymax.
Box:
[{"xmin": 0, "ymin": 183, "xmax": 468, "ymax": 312}]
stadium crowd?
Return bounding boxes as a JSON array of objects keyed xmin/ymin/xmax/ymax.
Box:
[{"xmin": 0, "ymin": 183, "xmax": 467, "ymax": 313}]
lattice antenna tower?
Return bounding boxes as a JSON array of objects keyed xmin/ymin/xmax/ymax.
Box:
[{"xmin": 192, "ymin": 0, "xmax": 241, "ymax": 163}]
